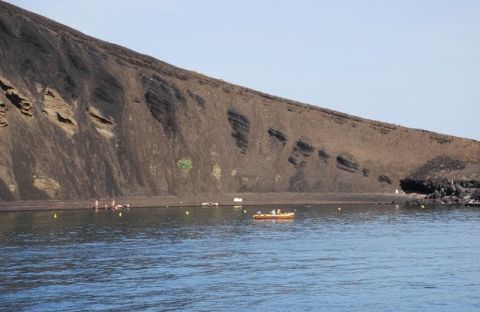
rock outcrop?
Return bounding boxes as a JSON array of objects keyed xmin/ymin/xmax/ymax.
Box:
[
  {"xmin": 227, "ymin": 109, "xmax": 250, "ymax": 154},
  {"xmin": 401, "ymin": 156, "xmax": 480, "ymax": 206},
  {"xmin": 336, "ymin": 153, "xmax": 359, "ymax": 173},
  {"xmin": 1, "ymin": 77, "xmax": 33, "ymax": 117},
  {"xmin": 318, "ymin": 149, "xmax": 330, "ymax": 163},
  {"xmin": 268, "ymin": 128, "xmax": 287, "ymax": 148},
  {"xmin": 288, "ymin": 137, "xmax": 315, "ymax": 167},
  {"xmin": 41, "ymin": 87, "xmax": 77, "ymax": 136},
  {"xmin": 378, "ymin": 175, "xmax": 392, "ymax": 185},
  {"xmin": 0, "ymin": 2, "xmax": 478, "ymax": 201}
]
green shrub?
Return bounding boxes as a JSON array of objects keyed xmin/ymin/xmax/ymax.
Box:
[{"xmin": 177, "ymin": 158, "xmax": 193, "ymax": 171}]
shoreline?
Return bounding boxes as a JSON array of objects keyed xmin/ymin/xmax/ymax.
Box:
[{"xmin": 0, "ymin": 193, "xmax": 412, "ymax": 212}]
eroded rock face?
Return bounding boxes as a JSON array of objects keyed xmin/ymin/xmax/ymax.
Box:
[
  {"xmin": 378, "ymin": 175, "xmax": 392, "ymax": 184},
  {"xmin": 0, "ymin": 2, "xmax": 479, "ymax": 201},
  {"xmin": 144, "ymin": 74, "xmax": 186, "ymax": 138},
  {"xmin": 0, "ymin": 178, "xmax": 14, "ymax": 200},
  {"xmin": 227, "ymin": 109, "xmax": 250, "ymax": 154},
  {"xmin": 268, "ymin": 127, "xmax": 287, "ymax": 148},
  {"xmin": 92, "ymin": 70, "xmax": 123, "ymax": 108},
  {"xmin": 0, "ymin": 77, "xmax": 33, "ymax": 117},
  {"xmin": 336, "ymin": 153, "xmax": 359, "ymax": 173},
  {"xmin": 6, "ymin": 91, "xmax": 32, "ymax": 116},
  {"xmin": 318, "ymin": 149, "xmax": 330, "ymax": 163},
  {"xmin": 294, "ymin": 138, "xmax": 314, "ymax": 157},
  {"xmin": 33, "ymin": 177, "xmax": 60, "ymax": 198},
  {"xmin": 42, "ymin": 87, "xmax": 77, "ymax": 136},
  {"xmin": 0, "ymin": 101, "xmax": 8, "ymax": 127},
  {"xmin": 20, "ymin": 23, "xmax": 53, "ymax": 55},
  {"xmin": 187, "ymin": 90, "xmax": 206, "ymax": 109},
  {"xmin": 289, "ymin": 137, "xmax": 314, "ymax": 167},
  {"xmin": 87, "ymin": 105, "xmax": 114, "ymax": 139},
  {"xmin": 289, "ymin": 161, "xmax": 307, "ymax": 192}
]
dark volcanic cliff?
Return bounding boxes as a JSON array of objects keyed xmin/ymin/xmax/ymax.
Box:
[{"xmin": 0, "ymin": 2, "xmax": 479, "ymax": 201}]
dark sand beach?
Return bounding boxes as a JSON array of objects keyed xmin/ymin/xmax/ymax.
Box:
[{"xmin": 0, "ymin": 193, "xmax": 411, "ymax": 211}]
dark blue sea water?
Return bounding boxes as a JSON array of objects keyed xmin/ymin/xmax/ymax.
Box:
[{"xmin": 1, "ymin": 205, "xmax": 479, "ymax": 311}]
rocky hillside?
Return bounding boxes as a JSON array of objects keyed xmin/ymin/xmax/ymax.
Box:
[{"xmin": 0, "ymin": 2, "xmax": 479, "ymax": 201}]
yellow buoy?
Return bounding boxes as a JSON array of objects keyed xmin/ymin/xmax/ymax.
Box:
[
  {"xmin": 338, "ymin": 207, "xmax": 341, "ymax": 211},
  {"xmin": 243, "ymin": 210, "xmax": 247, "ymax": 213},
  {"xmin": 53, "ymin": 213, "xmax": 57, "ymax": 219},
  {"xmin": 185, "ymin": 211, "xmax": 189, "ymax": 215},
  {"xmin": 421, "ymin": 205, "xmax": 425, "ymax": 209}
]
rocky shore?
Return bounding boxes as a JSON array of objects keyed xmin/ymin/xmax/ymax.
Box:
[
  {"xmin": 404, "ymin": 180, "xmax": 480, "ymax": 207},
  {"xmin": 400, "ymin": 156, "xmax": 480, "ymax": 207}
]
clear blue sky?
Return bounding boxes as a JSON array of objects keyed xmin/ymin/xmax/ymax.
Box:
[{"xmin": 7, "ymin": 0, "xmax": 480, "ymax": 140}]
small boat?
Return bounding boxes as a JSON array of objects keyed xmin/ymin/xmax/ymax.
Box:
[{"xmin": 253, "ymin": 212, "xmax": 295, "ymax": 220}]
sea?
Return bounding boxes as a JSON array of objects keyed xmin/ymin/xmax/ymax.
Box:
[{"xmin": 1, "ymin": 205, "xmax": 479, "ymax": 311}]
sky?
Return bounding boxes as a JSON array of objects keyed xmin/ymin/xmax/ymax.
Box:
[{"xmin": 7, "ymin": 0, "xmax": 480, "ymax": 140}]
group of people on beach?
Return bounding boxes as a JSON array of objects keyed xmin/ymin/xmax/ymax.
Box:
[{"xmin": 92, "ymin": 199, "xmax": 130, "ymax": 210}]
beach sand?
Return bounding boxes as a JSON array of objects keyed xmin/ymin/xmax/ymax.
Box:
[{"xmin": 0, "ymin": 192, "xmax": 412, "ymax": 212}]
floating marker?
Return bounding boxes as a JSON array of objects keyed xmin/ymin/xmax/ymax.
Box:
[
  {"xmin": 338, "ymin": 207, "xmax": 341, "ymax": 211},
  {"xmin": 243, "ymin": 210, "xmax": 247, "ymax": 213},
  {"xmin": 119, "ymin": 212, "xmax": 122, "ymax": 217},
  {"xmin": 421, "ymin": 205, "xmax": 425, "ymax": 209},
  {"xmin": 53, "ymin": 213, "xmax": 57, "ymax": 219},
  {"xmin": 185, "ymin": 211, "xmax": 189, "ymax": 215}
]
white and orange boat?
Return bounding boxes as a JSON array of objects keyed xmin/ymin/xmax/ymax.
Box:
[{"xmin": 253, "ymin": 212, "xmax": 295, "ymax": 220}]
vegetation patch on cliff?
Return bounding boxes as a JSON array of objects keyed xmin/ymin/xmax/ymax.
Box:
[{"xmin": 177, "ymin": 158, "xmax": 193, "ymax": 171}]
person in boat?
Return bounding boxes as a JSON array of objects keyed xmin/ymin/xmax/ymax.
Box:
[
  {"xmin": 271, "ymin": 209, "xmax": 276, "ymax": 215},
  {"xmin": 277, "ymin": 209, "xmax": 281, "ymax": 215}
]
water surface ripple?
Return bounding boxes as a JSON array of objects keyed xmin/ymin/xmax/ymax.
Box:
[{"xmin": 1, "ymin": 205, "xmax": 480, "ymax": 311}]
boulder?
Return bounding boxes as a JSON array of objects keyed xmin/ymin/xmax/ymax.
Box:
[{"xmin": 471, "ymin": 189, "xmax": 480, "ymax": 201}]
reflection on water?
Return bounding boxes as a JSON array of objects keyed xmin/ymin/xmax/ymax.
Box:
[{"xmin": 1, "ymin": 205, "xmax": 480, "ymax": 311}]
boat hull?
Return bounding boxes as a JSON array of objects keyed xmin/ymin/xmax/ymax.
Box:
[{"xmin": 253, "ymin": 213, "xmax": 295, "ymax": 220}]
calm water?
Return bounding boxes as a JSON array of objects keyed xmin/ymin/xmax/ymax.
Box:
[{"xmin": 1, "ymin": 205, "xmax": 480, "ymax": 311}]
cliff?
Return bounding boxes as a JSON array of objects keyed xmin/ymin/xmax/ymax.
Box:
[{"xmin": 0, "ymin": 2, "xmax": 479, "ymax": 201}]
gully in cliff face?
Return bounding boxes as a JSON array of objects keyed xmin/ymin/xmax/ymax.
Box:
[{"xmin": 227, "ymin": 109, "xmax": 250, "ymax": 154}]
